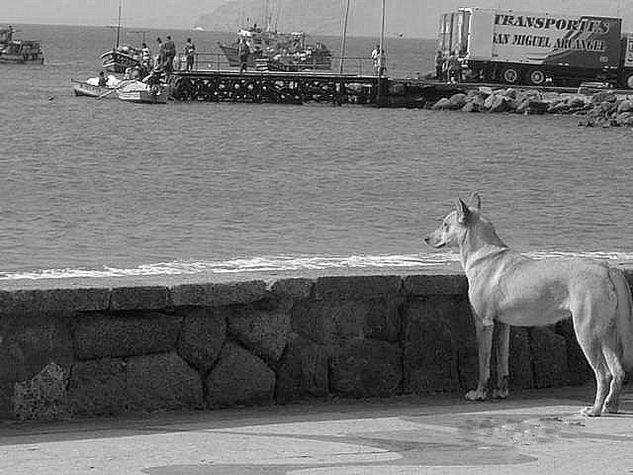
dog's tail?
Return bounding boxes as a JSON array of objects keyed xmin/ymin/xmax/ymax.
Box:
[{"xmin": 609, "ymin": 267, "xmax": 633, "ymax": 369}]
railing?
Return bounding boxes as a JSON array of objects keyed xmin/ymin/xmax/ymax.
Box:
[{"xmin": 173, "ymin": 53, "xmax": 381, "ymax": 77}]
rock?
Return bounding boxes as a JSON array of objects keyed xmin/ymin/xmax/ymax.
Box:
[
  {"xmin": 448, "ymin": 93, "xmax": 467, "ymax": 109},
  {"xmin": 617, "ymin": 99, "xmax": 633, "ymax": 114},
  {"xmin": 170, "ymin": 280, "xmax": 267, "ymax": 307},
  {"xmin": 598, "ymin": 101, "xmax": 617, "ymax": 115},
  {"xmin": 110, "ymin": 286, "xmax": 169, "ymax": 311},
  {"xmin": 72, "ymin": 312, "xmax": 180, "ymax": 360},
  {"xmin": 313, "ymin": 275, "xmax": 401, "ymax": 301},
  {"xmin": 0, "ymin": 315, "xmax": 74, "ymax": 385},
  {"xmin": 126, "ymin": 352, "xmax": 203, "ymax": 411},
  {"xmin": 616, "ymin": 112, "xmax": 633, "ymax": 127},
  {"xmin": 461, "ymin": 101, "xmax": 480, "ymax": 113},
  {"xmin": 228, "ymin": 308, "xmax": 290, "ymax": 362},
  {"xmin": 205, "ymin": 342, "xmax": 275, "ymax": 408},
  {"xmin": 478, "ymin": 86, "xmax": 493, "ymax": 96},
  {"xmin": 67, "ymin": 358, "xmax": 127, "ymax": 416},
  {"xmin": 517, "ymin": 99, "xmax": 548, "ymax": 115},
  {"xmin": 431, "ymin": 97, "xmax": 452, "ymax": 110},
  {"xmin": 548, "ymin": 102, "xmax": 571, "ymax": 114},
  {"xmin": 330, "ymin": 339, "xmax": 402, "ymax": 398},
  {"xmin": 508, "ymin": 328, "xmax": 533, "ymax": 389},
  {"xmin": 403, "ymin": 297, "xmax": 472, "ymax": 393},
  {"xmin": 591, "ymin": 91, "xmax": 617, "ymax": 104},
  {"xmin": 488, "ymin": 95, "xmax": 511, "ymax": 113},
  {"xmin": 566, "ymin": 96, "xmax": 586, "ymax": 109},
  {"xmin": 499, "ymin": 88, "xmax": 517, "ymax": 99},
  {"xmin": 276, "ymin": 333, "xmax": 329, "ymax": 402},
  {"xmin": 13, "ymin": 362, "xmax": 69, "ymax": 421},
  {"xmin": 177, "ymin": 307, "xmax": 226, "ymax": 372}
]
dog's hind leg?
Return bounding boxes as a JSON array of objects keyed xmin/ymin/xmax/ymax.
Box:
[
  {"xmin": 466, "ymin": 317, "xmax": 493, "ymax": 401},
  {"xmin": 601, "ymin": 343, "xmax": 625, "ymax": 414},
  {"xmin": 576, "ymin": 334, "xmax": 611, "ymax": 417},
  {"xmin": 492, "ymin": 322, "xmax": 510, "ymax": 399}
]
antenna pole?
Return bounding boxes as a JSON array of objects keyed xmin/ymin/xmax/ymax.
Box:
[
  {"xmin": 379, "ymin": 0, "xmax": 386, "ymax": 76},
  {"xmin": 339, "ymin": 0, "xmax": 351, "ymax": 74}
]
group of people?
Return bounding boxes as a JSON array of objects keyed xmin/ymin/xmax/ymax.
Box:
[
  {"xmin": 435, "ymin": 50, "xmax": 461, "ymax": 83},
  {"xmin": 154, "ymin": 36, "xmax": 196, "ymax": 72}
]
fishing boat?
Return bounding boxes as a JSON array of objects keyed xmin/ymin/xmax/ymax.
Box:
[
  {"xmin": 71, "ymin": 79, "xmax": 114, "ymax": 98},
  {"xmin": 218, "ymin": 28, "xmax": 332, "ymax": 71},
  {"xmin": 99, "ymin": 1, "xmax": 141, "ymax": 73},
  {"xmin": 0, "ymin": 26, "xmax": 44, "ymax": 64},
  {"xmin": 115, "ymin": 80, "xmax": 168, "ymax": 104}
]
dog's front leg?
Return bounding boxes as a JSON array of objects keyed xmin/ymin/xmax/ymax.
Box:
[{"xmin": 466, "ymin": 317, "xmax": 494, "ymax": 401}]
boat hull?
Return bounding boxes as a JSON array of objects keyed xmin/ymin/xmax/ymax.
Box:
[
  {"xmin": 100, "ymin": 50, "xmax": 139, "ymax": 73},
  {"xmin": 71, "ymin": 79, "xmax": 114, "ymax": 98},
  {"xmin": 116, "ymin": 88, "xmax": 168, "ymax": 104},
  {"xmin": 0, "ymin": 54, "xmax": 44, "ymax": 64}
]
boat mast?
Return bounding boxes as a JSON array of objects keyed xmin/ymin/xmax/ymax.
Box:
[
  {"xmin": 115, "ymin": 0, "xmax": 122, "ymax": 48},
  {"xmin": 378, "ymin": 0, "xmax": 386, "ymax": 76},
  {"xmin": 339, "ymin": 0, "xmax": 351, "ymax": 74}
]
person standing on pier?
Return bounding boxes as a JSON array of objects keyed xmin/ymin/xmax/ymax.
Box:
[
  {"xmin": 371, "ymin": 44, "xmax": 380, "ymax": 74},
  {"xmin": 184, "ymin": 38, "xmax": 196, "ymax": 71},
  {"xmin": 164, "ymin": 35, "xmax": 176, "ymax": 73},
  {"xmin": 238, "ymin": 39, "xmax": 250, "ymax": 74},
  {"xmin": 141, "ymin": 42, "xmax": 152, "ymax": 72},
  {"xmin": 435, "ymin": 50, "xmax": 444, "ymax": 80},
  {"xmin": 156, "ymin": 37, "xmax": 165, "ymax": 70}
]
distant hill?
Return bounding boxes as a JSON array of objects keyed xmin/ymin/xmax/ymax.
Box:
[{"xmin": 194, "ymin": 0, "xmax": 633, "ymax": 39}]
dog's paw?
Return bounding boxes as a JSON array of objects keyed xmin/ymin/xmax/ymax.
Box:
[
  {"xmin": 492, "ymin": 388, "xmax": 509, "ymax": 399},
  {"xmin": 601, "ymin": 403, "xmax": 619, "ymax": 414},
  {"xmin": 580, "ymin": 406, "xmax": 602, "ymax": 417},
  {"xmin": 465, "ymin": 389, "xmax": 487, "ymax": 401}
]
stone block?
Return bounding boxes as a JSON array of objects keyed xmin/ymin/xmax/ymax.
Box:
[
  {"xmin": 205, "ymin": 342, "xmax": 275, "ymax": 408},
  {"xmin": 13, "ymin": 362, "xmax": 69, "ymax": 421},
  {"xmin": 0, "ymin": 315, "xmax": 74, "ymax": 384},
  {"xmin": 292, "ymin": 296, "xmax": 401, "ymax": 348},
  {"xmin": 403, "ymin": 297, "xmax": 472, "ymax": 393},
  {"xmin": 330, "ymin": 339, "xmax": 402, "ymax": 398},
  {"xmin": 177, "ymin": 308, "xmax": 226, "ymax": 372},
  {"xmin": 228, "ymin": 308, "xmax": 290, "ymax": 362},
  {"xmin": 556, "ymin": 319, "xmax": 591, "ymax": 386},
  {"xmin": 67, "ymin": 358, "xmax": 127, "ymax": 416},
  {"xmin": 270, "ymin": 278, "xmax": 314, "ymax": 302},
  {"xmin": 170, "ymin": 281, "xmax": 267, "ymax": 307},
  {"xmin": 508, "ymin": 327, "xmax": 534, "ymax": 390},
  {"xmin": 126, "ymin": 352, "xmax": 203, "ymax": 411},
  {"xmin": 313, "ymin": 275, "xmax": 402, "ymax": 301},
  {"xmin": 275, "ymin": 333, "xmax": 328, "ymax": 402},
  {"xmin": 403, "ymin": 274, "xmax": 467, "ymax": 297},
  {"xmin": 110, "ymin": 286, "xmax": 169, "ymax": 311},
  {"xmin": 529, "ymin": 327, "xmax": 568, "ymax": 388},
  {"xmin": 0, "ymin": 288, "xmax": 110, "ymax": 317},
  {"xmin": 72, "ymin": 312, "xmax": 180, "ymax": 360}
]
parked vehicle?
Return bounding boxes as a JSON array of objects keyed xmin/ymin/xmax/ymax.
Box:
[{"xmin": 437, "ymin": 8, "xmax": 633, "ymax": 88}]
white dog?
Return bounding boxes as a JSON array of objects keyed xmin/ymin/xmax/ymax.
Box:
[{"xmin": 425, "ymin": 194, "xmax": 633, "ymax": 416}]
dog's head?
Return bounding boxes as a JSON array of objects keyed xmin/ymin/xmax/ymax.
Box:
[{"xmin": 424, "ymin": 193, "xmax": 481, "ymax": 248}]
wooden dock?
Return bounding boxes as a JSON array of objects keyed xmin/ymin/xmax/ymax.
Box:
[{"xmin": 170, "ymin": 70, "xmax": 386, "ymax": 105}]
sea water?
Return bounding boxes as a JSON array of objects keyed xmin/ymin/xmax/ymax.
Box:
[{"xmin": 2, "ymin": 25, "xmax": 633, "ymax": 281}]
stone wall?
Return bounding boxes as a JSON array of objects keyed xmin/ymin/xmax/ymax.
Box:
[{"xmin": 1, "ymin": 271, "xmax": 631, "ymax": 421}]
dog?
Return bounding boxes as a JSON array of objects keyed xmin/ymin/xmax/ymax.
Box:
[{"xmin": 424, "ymin": 193, "xmax": 633, "ymax": 416}]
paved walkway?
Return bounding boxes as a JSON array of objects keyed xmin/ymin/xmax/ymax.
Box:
[{"xmin": 0, "ymin": 386, "xmax": 631, "ymax": 474}]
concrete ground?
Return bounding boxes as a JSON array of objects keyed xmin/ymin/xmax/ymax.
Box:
[{"xmin": 0, "ymin": 386, "xmax": 631, "ymax": 475}]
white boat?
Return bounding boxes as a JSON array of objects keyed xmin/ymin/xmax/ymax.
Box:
[
  {"xmin": 71, "ymin": 75, "xmax": 126, "ymax": 98},
  {"xmin": 115, "ymin": 80, "xmax": 168, "ymax": 104}
]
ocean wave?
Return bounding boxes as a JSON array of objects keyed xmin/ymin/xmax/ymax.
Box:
[{"xmin": 1, "ymin": 250, "xmax": 632, "ymax": 281}]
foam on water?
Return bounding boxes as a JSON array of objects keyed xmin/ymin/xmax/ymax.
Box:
[{"xmin": 2, "ymin": 251, "xmax": 631, "ymax": 281}]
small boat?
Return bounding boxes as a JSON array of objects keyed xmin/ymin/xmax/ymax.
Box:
[
  {"xmin": 0, "ymin": 26, "xmax": 44, "ymax": 64},
  {"xmin": 115, "ymin": 80, "xmax": 168, "ymax": 104},
  {"xmin": 72, "ymin": 79, "xmax": 113, "ymax": 98},
  {"xmin": 218, "ymin": 27, "xmax": 332, "ymax": 71}
]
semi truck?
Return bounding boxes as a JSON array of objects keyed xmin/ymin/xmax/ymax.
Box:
[{"xmin": 437, "ymin": 8, "xmax": 633, "ymax": 88}]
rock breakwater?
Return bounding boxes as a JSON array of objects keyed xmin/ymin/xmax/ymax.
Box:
[{"xmin": 430, "ymin": 86, "xmax": 633, "ymax": 128}]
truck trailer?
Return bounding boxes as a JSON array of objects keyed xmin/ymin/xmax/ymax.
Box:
[{"xmin": 438, "ymin": 8, "xmax": 633, "ymax": 88}]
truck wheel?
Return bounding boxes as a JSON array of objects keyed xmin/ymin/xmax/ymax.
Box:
[
  {"xmin": 501, "ymin": 67, "xmax": 520, "ymax": 85},
  {"xmin": 626, "ymin": 73, "xmax": 633, "ymax": 89},
  {"xmin": 528, "ymin": 69, "xmax": 546, "ymax": 86}
]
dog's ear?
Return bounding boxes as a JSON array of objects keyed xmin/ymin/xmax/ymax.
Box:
[
  {"xmin": 468, "ymin": 192, "xmax": 481, "ymax": 211},
  {"xmin": 455, "ymin": 198, "xmax": 471, "ymax": 224}
]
